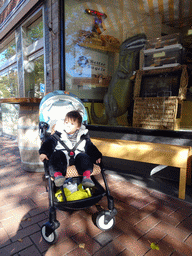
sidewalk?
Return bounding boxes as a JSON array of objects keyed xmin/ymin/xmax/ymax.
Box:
[{"xmin": 1, "ymin": 136, "xmax": 192, "ymax": 256}]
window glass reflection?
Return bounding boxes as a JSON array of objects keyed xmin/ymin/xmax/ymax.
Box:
[
  {"xmin": 24, "ymin": 16, "xmax": 43, "ymax": 47},
  {"xmin": 0, "ymin": 67, "xmax": 18, "ymax": 98},
  {"xmin": 24, "ymin": 55, "xmax": 44, "ymax": 98},
  {"xmin": 65, "ymin": 0, "xmax": 122, "ymax": 126},
  {"xmin": 0, "ymin": 39, "xmax": 16, "ymax": 66}
]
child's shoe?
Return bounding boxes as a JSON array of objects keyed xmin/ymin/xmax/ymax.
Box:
[
  {"xmin": 82, "ymin": 170, "xmax": 95, "ymax": 188},
  {"xmin": 54, "ymin": 172, "xmax": 65, "ymax": 187}
]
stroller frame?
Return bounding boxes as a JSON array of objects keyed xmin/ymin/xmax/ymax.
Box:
[
  {"xmin": 40, "ymin": 124, "xmax": 117, "ymax": 245},
  {"xmin": 39, "ymin": 91, "xmax": 117, "ymax": 244}
]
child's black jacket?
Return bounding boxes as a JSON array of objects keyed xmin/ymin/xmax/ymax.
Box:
[{"xmin": 39, "ymin": 131, "xmax": 102, "ymax": 164}]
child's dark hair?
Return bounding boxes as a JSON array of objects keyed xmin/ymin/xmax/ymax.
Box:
[{"xmin": 65, "ymin": 110, "xmax": 82, "ymax": 127}]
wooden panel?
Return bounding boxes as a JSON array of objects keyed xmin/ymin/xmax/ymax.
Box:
[
  {"xmin": 92, "ymin": 137, "xmax": 191, "ymax": 200},
  {"xmin": 0, "ymin": 98, "xmax": 41, "ymax": 104},
  {"xmin": 133, "ymin": 65, "xmax": 188, "ymax": 100},
  {"xmin": 91, "ymin": 138, "xmax": 191, "ymax": 169},
  {"xmin": 73, "ymin": 77, "xmax": 110, "ymax": 87},
  {"xmin": 180, "ymin": 101, "xmax": 192, "ymax": 129}
]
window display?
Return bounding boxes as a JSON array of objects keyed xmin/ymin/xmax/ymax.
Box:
[{"xmin": 65, "ymin": 0, "xmax": 125, "ymax": 126}]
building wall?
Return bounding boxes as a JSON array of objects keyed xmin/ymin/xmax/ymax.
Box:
[
  {"xmin": 0, "ymin": 0, "xmax": 61, "ymax": 97},
  {"xmin": 0, "ymin": 0, "xmax": 61, "ymax": 137}
]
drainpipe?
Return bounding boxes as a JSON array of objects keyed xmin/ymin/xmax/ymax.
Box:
[
  {"xmin": 49, "ymin": 0, "xmax": 54, "ymax": 91},
  {"xmin": 59, "ymin": 0, "xmax": 65, "ymax": 90}
]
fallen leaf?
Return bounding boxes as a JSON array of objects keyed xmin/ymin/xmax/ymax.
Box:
[
  {"xmin": 150, "ymin": 242, "xmax": 159, "ymax": 250},
  {"xmin": 79, "ymin": 243, "xmax": 85, "ymax": 249},
  {"xmin": 18, "ymin": 239, "xmax": 23, "ymax": 242}
]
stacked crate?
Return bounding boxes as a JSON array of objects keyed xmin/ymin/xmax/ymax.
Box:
[
  {"xmin": 140, "ymin": 33, "xmax": 183, "ymax": 70},
  {"xmin": 133, "ymin": 34, "xmax": 188, "ymax": 131},
  {"xmin": 133, "ymin": 34, "xmax": 187, "ymax": 130},
  {"xmin": 133, "ymin": 97, "xmax": 179, "ymax": 130}
]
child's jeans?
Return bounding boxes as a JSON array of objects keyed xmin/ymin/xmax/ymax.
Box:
[{"xmin": 49, "ymin": 150, "xmax": 93, "ymax": 176}]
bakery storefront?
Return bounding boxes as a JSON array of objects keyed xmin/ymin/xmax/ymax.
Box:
[{"xmin": 1, "ymin": 0, "xmax": 192, "ymax": 179}]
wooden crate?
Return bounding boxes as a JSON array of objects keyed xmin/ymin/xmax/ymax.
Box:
[
  {"xmin": 133, "ymin": 97, "xmax": 179, "ymax": 130},
  {"xmin": 134, "ymin": 65, "xmax": 188, "ymax": 100}
]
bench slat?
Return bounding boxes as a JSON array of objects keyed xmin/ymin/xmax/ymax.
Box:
[
  {"xmin": 92, "ymin": 138, "xmax": 191, "ymax": 200},
  {"xmin": 92, "ymin": 138, "xmax": 191, "ymax": 169}
]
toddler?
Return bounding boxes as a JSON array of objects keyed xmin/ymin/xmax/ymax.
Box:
[{"xmin": 39, "ymin": 110, "xmax": 102, "ymax": 188}]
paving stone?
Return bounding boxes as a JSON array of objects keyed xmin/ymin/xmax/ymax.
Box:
[
  {"xmin": 184, "ymin": 233, "xmax": 192, "ymax": 247},
  {"xmin": 93, "ymin": 240, "xmax": 125, "ymax": 256},
  {"xmin": 44, "ymin": 237, "xmax": 78, "ymax": 256},
  {"xmin": 66, "ymin": 247, "xmax": 91, "ymax": 256},
  {"xmin": 134, "ymin": 214, "xmax": 161, "ymax": 233},
  {"xmin": 177, "ymin": 216, "xmax": 192, "ymax": 231},
  {"xmin": 125, "ymin": 210, "xmax": 152, "ymax": 226},
  {"xmin": 138, "ymin": 227, "xmax": 167, "ymax": 248},
  {"xmin": 116, "ymin": 234, "xmax": 150, "ymax": 256},
  {"xmin": 0, "ymin": 237, "xmax": 33, "ymax": 255},
  {"xmin": 15, "ymin": 245, "xmax": 42, "ymax": 256},
  {"xmin": 0, "ymin": 225, "xmax": 11, "ymax": 248},
  {"xmin": 161, "ymin": 235, "xmax": 192, "ymax": 255},
  {"xmin": 29, "ymin": 231, "xmax": 49, "ymax": 254},
  {"xmin": 20, "ymin": 212, "xmax": 47, "ymax": 229},
  {"xmin": 10, "ymin": 224, "xmax": 40, "ymax": 242},
  {"xmin": 2, "ymin": 136, "xmax": 192, "ymax": 256},
  {"xmin": 116, "ymin": 219, "xmax": 145, "ymax": 240},
  {"xmin": 71, "ymin": 231, "xmax": 101, "ymax": 254},
  {"xmin": 155, "ymin": 220, "xmax": 191, "ymax": 241},
  {"xmin": 117, "ymin": 248, "xmax": 136, "ymax": 256},
  {"xmin": 145, "ymin": 238, "xmax": 175, "ymax": 255},
  {"xmin": 94, "ymin": 231, "xmax": 113, "ymax": 246}
]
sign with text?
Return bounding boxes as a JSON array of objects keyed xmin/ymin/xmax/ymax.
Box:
[{"xmin": 74, "ymin": 46, "xmax": 108, "ymax": 77}]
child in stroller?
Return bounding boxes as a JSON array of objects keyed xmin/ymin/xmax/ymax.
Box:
[
  {"xmin": 39, "ymin": 91, "xmax": 117, "ymax": 244},
  {"xmin": 39, "ymin": 110, "xmax": 102, "ymax": 188}
]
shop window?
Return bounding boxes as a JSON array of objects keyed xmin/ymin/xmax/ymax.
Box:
[
  {"xmin": 22, "ymin": 9, "xmax": 45, "ymax": 98},
  {"xmin": 0, "ymin": 38, "xmax": 16, "ymax": 67},
  {"xmin": 64, "ymin": 1, "xmax": 190, "ymax": 131},
  {"xmin": 0, "ymin": 31, "xmax": 18, "ymax": 98},
  {"xmin": 0, "ymin": 67, "xmax": 18, "ymax": 98},
  {"xmin": 24, "ymin": 16, "xmax": 43, "ymax": 47},
  {"xmin": 24, "ymin": 55, "xmax": 44, "ymax": 98},
  {"xmin": 65, "ymin": 0, "xmax": 125, "ymax": 126}
]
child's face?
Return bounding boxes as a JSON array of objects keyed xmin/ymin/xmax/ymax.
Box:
[{"xmin": 64, "ymin": 118, "xmax": 80, "ymax": 135}]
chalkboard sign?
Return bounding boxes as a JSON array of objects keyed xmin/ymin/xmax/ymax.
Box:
[
  {"xmin": 133, "ymin": 65, "xmax": 188, "ymax": 100},
  {"xmin": 140, "ymin": 70, "xmax": 182, "ymax": 97}
]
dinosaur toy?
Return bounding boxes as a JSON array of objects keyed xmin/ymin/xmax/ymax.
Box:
[{"xmin": 91, "ymin": 33, "xmax": 147, "ymax": 125}]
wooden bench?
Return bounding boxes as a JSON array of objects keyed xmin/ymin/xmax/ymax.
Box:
[{"xmin": 91, "ymin": 138, "xmax": 192, "ymax": 200}]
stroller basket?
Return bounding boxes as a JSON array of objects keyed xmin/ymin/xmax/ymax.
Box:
[{"xmin": 54, "ymin": 176, "xmax": 106, "ymax": 211}]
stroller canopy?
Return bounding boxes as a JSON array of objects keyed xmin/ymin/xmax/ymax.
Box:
[{"xmin": 39, "ymin": 90, "xmax": 88, "ymax": 132}]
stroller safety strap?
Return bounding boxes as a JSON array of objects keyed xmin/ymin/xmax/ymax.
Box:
[{"xmin": 52, "ymin": 133, "xmax": 88, "ymax": 165}]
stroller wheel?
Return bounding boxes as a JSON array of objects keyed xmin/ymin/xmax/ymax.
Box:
[
  {"xmin": 96, "ymin": 211, "xmax": 115, "ymax": 231},
  {"xmin": 41, "ymin": 224, "xmax": 58, "ymax": 244}
]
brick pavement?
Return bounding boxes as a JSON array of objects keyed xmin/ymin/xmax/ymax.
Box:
[{"xmin": 1, "ymin": 136, "xmax": 192, "ymax": 255}]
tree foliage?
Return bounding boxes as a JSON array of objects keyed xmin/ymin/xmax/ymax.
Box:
[{"xmin": 28, "ymin": 21, "xmax": 43, "ymax": 43}]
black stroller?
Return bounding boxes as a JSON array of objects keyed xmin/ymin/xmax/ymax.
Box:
[{"xmin": 39, "ymin": 90, "xmax": 117, "ymax": 244}]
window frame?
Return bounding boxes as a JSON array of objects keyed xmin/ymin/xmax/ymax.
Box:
[{"xmin": 21, "ymin": 6, "xmax": 46, "ymax": 98}]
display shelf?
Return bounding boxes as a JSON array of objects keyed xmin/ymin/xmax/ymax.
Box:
[
  {"xmin": 143, "ymin": 43, "xmax": 182, "ymax": 54},
  {"xmin": 0, "ymin": 98, "xmax": 41, "ymax": 104},
  {"xmin": 78, "ymin": 42, "xmax": 119, "ymax": 53},
  {"xmin": 73, "ymin": 77, "xmax": 110, "ymax": 88}
]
